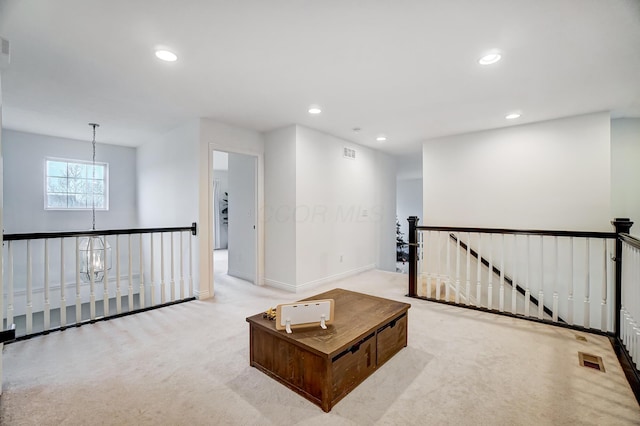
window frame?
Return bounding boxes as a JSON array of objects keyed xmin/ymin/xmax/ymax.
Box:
[{"xmin": 44, "ymin": 157, "xmax": 110, "ymax": 211}]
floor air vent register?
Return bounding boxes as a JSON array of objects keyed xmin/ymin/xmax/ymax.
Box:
[{"xmin": 578, "ymin": 352, "xmax": 605, "ymax": 372}]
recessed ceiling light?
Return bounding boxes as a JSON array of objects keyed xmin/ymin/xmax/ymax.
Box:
[
  {"xmin": 376, "ymin": 135, "xmax": 387, "ymax": 142},
  {"xmin": 505, "ymin": 112, "xmax": 521, "ymax": 120},
  {"xmin": 478, "ymin": 52, "xmax": 501, "ymax": 65},
  {"xmin": 155, "ymin": 50, "xmax": 178, "ymax": 62},
  {"xmin": 308, "ymin": 105, "xmax": 322, "ymax": 114}
]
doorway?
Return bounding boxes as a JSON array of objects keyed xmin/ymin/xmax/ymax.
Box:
[{"xmin": 212, "ymin": 150, "xmax": 258, "ymax": 285}]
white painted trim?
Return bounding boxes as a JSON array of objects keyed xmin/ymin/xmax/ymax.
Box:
[
  {"xmin": 208, "ymin": 143, "xmax": 265, "ymax": 292},
  {"xmin": 264, "ymin": 264, "xmax": 376, "ymax": 293},
  {"xmin": 194, "ymin": 288, "xmax": 210, "ymax": 300},
  {"xmin": 295, "ymin": 264, "xmax": 376, "ymax": 293},
  {"xmin": 263, "ymin": 278, "xmax": 297, "ymax": 292}
]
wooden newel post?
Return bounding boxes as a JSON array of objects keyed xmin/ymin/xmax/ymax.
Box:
[
  {"xmin": 408, "ymin": 216, "xmax": 419, "ymax": 297},
  {"xmin": 612, "ymin": 217, "xmax": 633, "ymax": 338}
]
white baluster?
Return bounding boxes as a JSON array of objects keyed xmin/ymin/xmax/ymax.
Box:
[
  {"xmin": 89, "ymin": 237, "xmax": 96, "ymax": 320},
  {"xmin": 170, "ymin": 232, "xmax": 175, "ymax": 302},
  {"xmin": 189, "ymin": 231, "xmax": 194, "ymax": 298},
  {"xmin": 499, "ymin": 234, "xmax": 505, "ymax": 312},
  {"xmin": 44, "ymin": 239, "xmax": 50, "ymax": 330},
  {"xmin": 525, "ymin": 235, "xmax": 531, "ymax": 317},
  {"xmin": 75, "ymin": 237, "xmax": 81, "ymax": 323},
  {"xmin": 160, "ymin": 233, "xmax": 166, "ymax": 304},
  {"xmin": 487, "ymin": 234, "xmax": 493, "ymax": 310},
  {"xmin": 538, "ymin": 236, "xmax": 544, "ymax": 320},
  {"xmin": 139, "ymin": 234, "xmax": 145, "ymax": 308},
  {"xmin": 435, "ymin": 232, "xmax": 441, "ymax": 300},
  {"xmin": 417, "ymin": 231, "xmax": 423, "ymax": 296},
  {"xmin": 584, "ymin": 238, "xmax": 591, "ymax": 329},
  {"xmin": 552, "ymin": 236, "xmax": 558, "ymax": 322},
  {"xmin": 601, "ymin": 239, "xmax": 608, "ymax": 332},
  {"xmin": 7, "ymin": 242, "xmax": 14, "ymax": 331},
  {"xmin": 465, "ymin": 232, "xmax": 471, "ymax": 305},
  {"xmin": 631, "ymin": 327, "xmax": 640, "ymax": 370},
  {"xmin": 455, "ymin": 233, "xmax": 461, "ymax": 304},
  {"xmin": 568, "ymin": 237, "xmax": 574, "ymax": 325},
  {"xmin": 26, "ymin": 240, "xmax": 33, "ymax": 334},
  {"xmin": 60, "ymin": 238, "xmax": 66, "ymax": 328},
  {"xmin": 418, "ymin": 231, "xmax": 423, "ymax": 291},
  {"xmin": 511, "ymin": 235, "xmax": 517, "ymax": 315},
  {"xmin": 179, "ymin": 232, "xmax": 185, "ymax": 300},
  {"xmin": 426, "ymin": 231, "xmax": 432, "ymax": 298},
  {"xmin": 476, "ymin": 234, "xmax": 482, "ymax": 307},
  {"xmin": 622, "ymin": 308, "xmax": 630, "ymax": 350},
  {"xmin": 150, "ymin": 233, "xmax": 155, "ymax": 306},
  {"xmin": 445, "ymin": 232, "xmax": 451, "ymax": 301},
  {"xmin": 128, "ymin": 234, "xmax": 133, "ymax": 310},
  {"xmin": 116, "ymin": 235, "xmax": 122, "ymax": 314},
  {"xmin": 103, "ymin": 236, "xmax": 109, "ymax": 318}
]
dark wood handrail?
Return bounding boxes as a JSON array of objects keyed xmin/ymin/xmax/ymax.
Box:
[
  {"xmin": 620, "ymin": 233, "xmax": 640, "ymax": 250},
  {"xmin": 3, "ymin": 222, "xmax": 197, "ymax": 241},
  {"xmin": 416, "ymin": 225, "xmax": 615, "ymax": 239}
]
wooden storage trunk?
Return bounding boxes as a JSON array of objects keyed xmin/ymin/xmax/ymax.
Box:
[{"xmin": 246, "ymin": 288, "xmax": 410, "ymax": 412}]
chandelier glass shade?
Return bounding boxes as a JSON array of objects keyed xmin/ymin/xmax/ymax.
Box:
[
  {"xmin": 79, "ymin": 122, "xmax": 112, "ymax": 283},
  {"xmin": 79, "ymin": 236, "xmax": 112, "ymax": 283}
]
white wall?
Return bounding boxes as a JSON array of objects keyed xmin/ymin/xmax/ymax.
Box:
[
  {"xmin": 199, "ymin": 118, "xmax": 265, "ymax": 296},
  {"xmin": 422, "ymin": 112, "xmax": 612, "ymax": 231},
  {"xmin": 137, "ymin": 122, "xmax": 199, "ymax": 228},
  {"xmin": 3, "ymin": 129, "xmax": 137, "ymax": 233},
  {"xmin": 611, "ymin": 118, "xmax": 640, "ymax": 238},
  {"xmin": 264, "ymin": 125, "xmax": 396, "ymax": 292},
  {"xmin": 227, "ymin": 152, "xmax": 257, "ymax": 282},
  {"xmin": 137, "ymin": 120, "xmax": 200, "ymax": 296},
  {"xmin": 374, "ymin": 151, "xmax": 397, "ymax": 272},
  {"xmin": 396, "ymin": 154, "xmax": 423, "ymax": 181},
  {"xmin": 397, "ymin": 178, "xmax": 423, "ymax": 241},
  {"xmin": 264, "ymin": 126, "xmax": 297, "ymax": 288}
]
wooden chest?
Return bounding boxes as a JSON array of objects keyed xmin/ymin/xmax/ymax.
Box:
[{"xmin": 246, "ymin": 288, "xmax": 410, "ymax": 412}]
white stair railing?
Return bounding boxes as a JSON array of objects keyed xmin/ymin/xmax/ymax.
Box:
[
  {"xmin": 2, "ymin": 224, "xmax": 197, "ymax": 339},
  {"xmin": 414, "ymin": 226, "xmax": 616, "ymax": 332},
  {"xmin": 621, "ymin": 234, "xmax": 640, "ymax": 369}
]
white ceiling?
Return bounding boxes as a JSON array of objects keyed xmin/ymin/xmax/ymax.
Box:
[{"xmin": 1, "ymin": 0, "xmax": 639, "ymax": 157}]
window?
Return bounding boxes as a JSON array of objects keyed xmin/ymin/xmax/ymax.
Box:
[{"xmin": 45, "ymin": 158, "xmax": 109, "ymax": 210}]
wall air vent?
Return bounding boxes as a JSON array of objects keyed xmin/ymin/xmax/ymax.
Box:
[{"xmin": 343, "ymin": 147, "xmax": 356, "ymax": 160}]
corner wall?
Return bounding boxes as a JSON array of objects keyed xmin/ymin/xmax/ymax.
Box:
[
  {"xmin": 264, "ymin": 125, "xmax": 297, "ymax": 288},
  {"xmin": 264, "ymin": 125, "xmax": 396, "ymax": 292}
]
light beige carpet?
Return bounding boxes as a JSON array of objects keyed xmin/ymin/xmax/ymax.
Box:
[{"xmin": 1, "ymin": 269, "xmax": 639, "ymax": 425}]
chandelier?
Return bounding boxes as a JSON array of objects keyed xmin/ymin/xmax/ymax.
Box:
[{"xmin": 79, "ymin": 123, "xmax": 112, "ymax": 283}]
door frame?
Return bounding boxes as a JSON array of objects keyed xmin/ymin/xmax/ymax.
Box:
[{"xmin": 207, "ymin": 143, "xmax": 263, "ymax": 295}]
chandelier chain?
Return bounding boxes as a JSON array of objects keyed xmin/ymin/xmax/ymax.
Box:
[{"xmin": 89, "ymin": 123, "xmax": 99, "ymax": 231}]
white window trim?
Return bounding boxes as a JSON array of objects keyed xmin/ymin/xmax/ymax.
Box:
[{"xmin": 44, "ymin": 157, "xmax": 110, "ymax": 211}]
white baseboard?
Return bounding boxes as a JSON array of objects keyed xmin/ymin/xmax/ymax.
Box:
[
  {"xmin": 262, "ymin": 278, "xmax": 297, "ymax": 293},
  {"xmin": 264, "ymin": 264, "xmax": 376, "ymax": 294},
  {"xmin": 194, "ymin": 288, "xmax": 211, "ymax": 300},
  {"xmin": 296, "ymin": 264, "xmax": 375, "ymax": 293}
]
